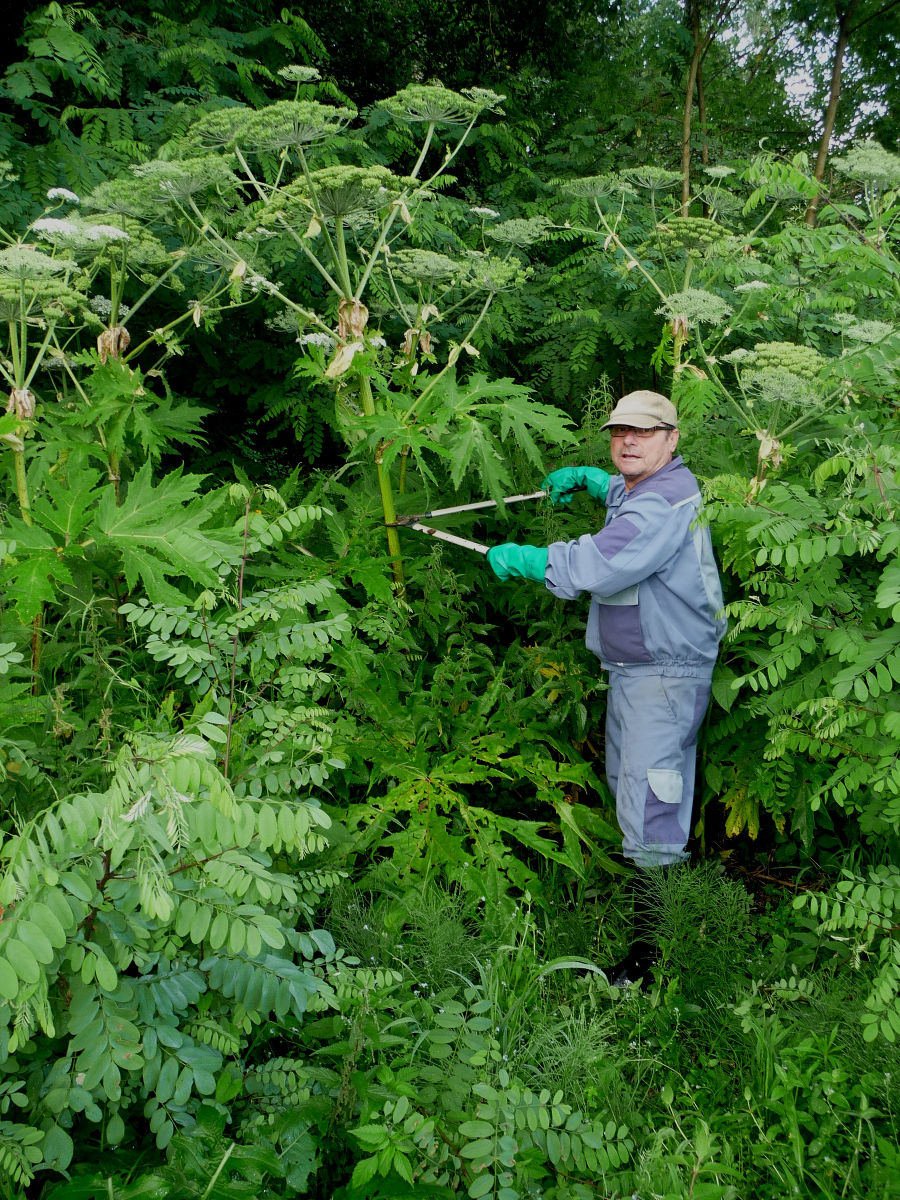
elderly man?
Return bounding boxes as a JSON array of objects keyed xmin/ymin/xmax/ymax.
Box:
[{"xmin": 487, "ymin": 390, "xmax": 726, "ymax": 986}]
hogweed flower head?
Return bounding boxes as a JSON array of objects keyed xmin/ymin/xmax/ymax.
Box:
[
  {"xmin": 32, "ymin": 217, "xmax": 80, "ymax": 238},
  {"xmin": 621, "ymin": 166, "xmax": 683, "ymax": 193},
  {"xmin": 378, "ymin": 84, "xmax": 493, "ymax": 127},
  {"xmin": 89, "ymin": 296, "xmax": 131, "ymax": 318},
  {"xmin": 84, "ymin": 224, "xmax": 129, "ymax": 242},
  {"xmin": 752, "ymin": 341, "xmax": 825, "ymax": 381},
  {"xmin": 131, "ymin": 157, "xmax": 239, "ymax": 201},
  {"xmin": 461, "ymin": 87, "xmax": 505, "ymax": 114},
  {"xmin": 240, "ymin": 100, "xmax": 356, "ymax": 152},
  {"xmin": 298, "ymin": 331, "xmax": 336, "ymax": 350},
  {"xmin": 47, "ymin": 187, "xmax": 80, "ymax": 204},
  {"xmin": 833, "ymin": 140, "xmax": 900, "ymax": 191},
  {"xmin": 391, "ymin": 249, "xmax": 462, "ymax": 285},
  {"xmin": 179, "ymin": 101, "xmax": 354, "ymax": 156},
  {"xmin": 652, "ymin": 216, "xmax": 732, "ymax": 252},
  {"xmin": 745, "ymin": 367, "xmax": 818, "ymax": 411},
  {"xmin": 559, "ymin": 173, "xmax": 636, "ymax": 201},
  {"xmin": 485, "ymin": 216, "xmax": 551, "ymax": 248},
  {"xmin": 269, "ymin": 164, "xmax": 403, "ymax": 225},
  {"xmin": 278, "ymin": 65, "xmax": 321, "ymax": 83},
  {"xmin": 84, "ymin": 156, "xmax": 238, "ymax": 217},
  {"xmin": 657, "ymin": 288, "xmax": 732, "ymax": 327},
  {"xmin": 842, "ymin": 319, "xmax": 895, "ymax": 344},
  {"xmin": 463, "ymin": 251, "xmax": 531, "ymax": 293},
  {"xmin": 0, "ymin": 245, "xmax": 75, "ymax": 277}
]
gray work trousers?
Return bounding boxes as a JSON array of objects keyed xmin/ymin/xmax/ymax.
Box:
[{"xmin": 605, "ymin": 668, "xmax": 712, "ymax": 867}]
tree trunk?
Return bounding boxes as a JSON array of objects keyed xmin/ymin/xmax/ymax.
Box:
[
  {"xmin": 804, "ymin": 3, "xmax": 854, "ymax": 227},
  {"xmin": 698, "ymin": 61, "xmax": 710, "ymax": 214},
  {"xmin": 681, "ymin": 0, "xmax": 703, "ymax": 216},
  {"xmin": 680, "ymin": 0, "xmax": 734, "ymax": 217},
  {"xmin": 698, "ymin": 63, "xmax": 709, "ymax": 167}
]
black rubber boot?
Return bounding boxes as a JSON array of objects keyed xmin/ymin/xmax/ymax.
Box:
[{"xmin": 607, "ymin": 868, "xmax": 666, "ymax": 989}]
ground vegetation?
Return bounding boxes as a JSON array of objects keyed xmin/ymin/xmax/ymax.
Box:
[{"xmin": 0, "ymin": 2, "xmax": 899, "ymax": 1196}]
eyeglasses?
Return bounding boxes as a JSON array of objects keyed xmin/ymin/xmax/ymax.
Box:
[{"xmin": 608, "ymin": 424, "xmax": 673, "ymax": 439}]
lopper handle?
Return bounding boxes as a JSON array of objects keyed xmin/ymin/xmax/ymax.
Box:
[{"xmin": 405, "ymin": 522, "xmax": 490, "ymax": 554}]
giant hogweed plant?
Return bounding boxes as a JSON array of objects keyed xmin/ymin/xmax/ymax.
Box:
[
  {"xmin": 0, "ymin": 162, "xmax": 247, "ymax": 522},
  {"xmin": 136, "ymin": 72, "xmax": 575, "ymax": 585},
  {"xmin": 0, "ymin": 166, "xmax": 260, "ymax": 699}
]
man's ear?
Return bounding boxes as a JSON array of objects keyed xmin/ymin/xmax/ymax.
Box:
[{"xmin": 670, "ymin": 428, "xmax": 680, "ymax": 452}]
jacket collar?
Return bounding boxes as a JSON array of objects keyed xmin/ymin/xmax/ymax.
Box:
[{"xmin": 621, "ymin": 454, "xmax": 685, "ymax": 499}]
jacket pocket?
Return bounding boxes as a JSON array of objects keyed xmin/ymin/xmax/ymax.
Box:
[
  {"xmin": 643, "ymin": 768, "xmax": 685, "ymax": 846},
  {"xmin": 647, "ymin": 768, "xmax": 683, "ymax": 806}
]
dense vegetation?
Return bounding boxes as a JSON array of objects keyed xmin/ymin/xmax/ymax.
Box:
[{"xmin": 1, "ymin": 2, "xmax": 899, "ymax": 1196}]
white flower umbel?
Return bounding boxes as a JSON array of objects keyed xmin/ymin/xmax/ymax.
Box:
[
  {"xmin": 298, "ymin": 331, "xmax": 337, "ymax": 350},
  {"xmin": 85, "ymin": 224, "xmax": 130, "ymax": 242},
  {"xmin": 32, "ymin": 217, "xmax": 80, "ymax": 238},
  {"xmin": 0, "ymin": 245, "xmax": 75, "ymax": 276},
  {"xmin": 47, "ymin": 187, "xmax": 80, "ymax": 204},
  {"xmin": 843, "ymin": 319, "xmax": 895, "ymax": 344},
  {"xmin": 657, "ymin": 288, "xmax": 732, "ymax": 326},
  {"xmin": 470, "ymin": 206, "xmax": 500, "ymax": 218},
  {"xmin": 277, "ymin": 65, "xmax": 321, "ymax": 83}
]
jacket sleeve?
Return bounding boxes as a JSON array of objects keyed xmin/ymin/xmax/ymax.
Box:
[{"xmin": 545, "ymin": 492, "xmax": 691, "ymax": 600}]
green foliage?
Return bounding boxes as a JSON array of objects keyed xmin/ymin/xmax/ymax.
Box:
[
  {"xmin": 2, "ymin": 463, "xmax": 240, "ymax": 620},
  {"xmin": 0, "ymin": 723, "xmax": 336, "ymax": 1187},
  {"xmin": 0, "ymin": 2, "xmax": 326, "ymax": 217},
  {"xmin": 3, "ymin": 6, "xmax": 900, "ymax": 1198},
  {"xmin": 795, "ymin": 865, "xmax": 900, "ymax": 1044}
]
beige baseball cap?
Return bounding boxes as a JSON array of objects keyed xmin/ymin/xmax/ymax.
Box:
[{"xmin": 600, "ymin": 390, "xmax": 678, "ymax": 430}]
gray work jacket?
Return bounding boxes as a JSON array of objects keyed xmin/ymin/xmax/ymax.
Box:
[{"xmin": 545, "ymin": 457, "xmax": 726, "ymax": 676}]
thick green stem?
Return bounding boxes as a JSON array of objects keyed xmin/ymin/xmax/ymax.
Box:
[
  {"xmin": 8, "ymin": 318, "xmax": 21, "ymax": 384},
  {"xmin": 399, "ymin": 445, "xmax": 410, "ymax": 494},
  {"xmin": 359, "ymin": 374, "xmax": 404, "ymax": 589},
  {"xmin": 23, "ymin": 325, "xmax": 56, "ymax": 390},
  {"xmin": 12, "ymin": 446, "xmax": 31, "ymax": 526},
  {"xmin": 7, "ymin": 319, "xmax": 32, "ymax": 525},
  {"xmin": 333, "ymin": 219, "xmax": 354, "ymax": 296}
]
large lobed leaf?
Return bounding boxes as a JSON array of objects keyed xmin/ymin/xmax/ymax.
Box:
[{"xmin": 93, "ymin": 462, "xmax": 241, "ymax": 604}]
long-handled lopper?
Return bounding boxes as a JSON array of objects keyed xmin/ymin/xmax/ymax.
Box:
[{"xmin": 389, "ymin": 490, "xmax": 549, "ymax": 555}]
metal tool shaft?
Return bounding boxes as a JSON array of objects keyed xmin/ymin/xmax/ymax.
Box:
[
  {"xmin": 412, "ymin": 490, "xmax": 547, "ymax": 520},
  {"xmin": 406, "ymin": 522, "xmax": 490, "ymax": 554}
]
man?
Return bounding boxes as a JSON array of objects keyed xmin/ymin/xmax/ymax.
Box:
[{"xmin": 487, "ymin": 390, "xmax": 726, "ymax": 986}]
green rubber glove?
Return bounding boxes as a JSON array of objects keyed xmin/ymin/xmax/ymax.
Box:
[
  {"xmin": 487, "ymin": 543, "xmax": 549, "ymax": 582},
  {"xmin": 541, "ymin": 466, "xmax": 611, "ymax": 504}
]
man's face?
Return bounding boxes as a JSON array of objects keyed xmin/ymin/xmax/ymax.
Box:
[{"xmin": 610, "ymin": 426, "xmax": 680, "ymax": 490}]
